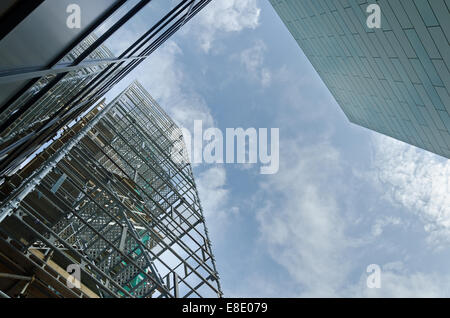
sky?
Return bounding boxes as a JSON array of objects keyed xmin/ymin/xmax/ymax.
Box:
[{"xmin": 104, "ymin": 0, "xmax": 450, "ymax": 297}]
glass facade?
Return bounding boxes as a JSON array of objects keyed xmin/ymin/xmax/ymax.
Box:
[
  {"xmin": 0, "ymin": 34, "xmax": 117, "ymax": 148},
  {"xmin": 270, "ymin": 0, "xmax": 450, "ymax": 158},
  {"xmin": 0, "ymin": 0, "xmax": 213, "ymax": 178}
]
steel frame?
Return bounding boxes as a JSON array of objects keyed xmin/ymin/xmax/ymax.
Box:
[{"xmin": 0, "ymin": 81, "xmax": 222, "ymax": 298}]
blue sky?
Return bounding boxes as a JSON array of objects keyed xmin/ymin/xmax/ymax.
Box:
[{"xmin": 105, "ymin": 0, "xmax": 450, "ymax": 297}]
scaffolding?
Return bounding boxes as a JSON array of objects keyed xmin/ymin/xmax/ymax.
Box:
[{"xmin": 0, "ymin": 81, "xmax": 222, "ymax": 298}]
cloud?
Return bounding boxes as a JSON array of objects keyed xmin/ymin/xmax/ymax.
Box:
[
  {"xmin": 251, "ymin": 62, "xmax": 358, "ymax": 296},
  {"xmin": 187, "ymin": 0, "xmax": 261, "ymax": 52},
  {"xmin": 196, "ymin": 166, "xmax": 238, "ymax": 238},
  {"xmin": 255, "ymin": 139, "xmax": 355, "ymax": 296},
  {"xmin": 238, "ymin": 40, "xmax": 271, "ymax": 87},
  {"xmin": 370, "ymin": 134, "xmax": 450, "ymax": 248},
  {"xmin": 371, "ymin": 216, "xmax": 402, "ymax": 237},
  {"xmin": 253, "ymin": 128, "xmax": 449, "ymax": 297},
  {"xmin": 131, "ymin": 41, "xmax": 214, "ymax": 129}
]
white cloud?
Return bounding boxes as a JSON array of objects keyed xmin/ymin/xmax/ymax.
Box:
[
  {"xmin": 254, "ymin": 134, "xmax": 450, "ymax": 297},
  {"xmin": 256, "ymin": 139, "xmax": 354, "ymax": 296},
  {"xmin": 251, "ymin": 66, "xmax": 359, "ymax": 296},
  {"xmin": 104, "ymin": 39, "xmax": 214, "ymax": 131},
  {"xmin": 260, "ymin": 68, "xmax": 271, "ymax": 87},
  {"xmin": 133, "ymin": 41, "xmax": 214, "ymax": 129},
  {"xmin": 239, "ymin": 40, "xmax": 271, "ymax": 87},
  {"xmin": 188, "ymin": 0, "xmax": 261, "ymax": 52},
  {"xmin": 371, "ymin": 134, "xmax": 450, "ymax": 248},
  {"xmin": 383, "ymin": 261, "xmax": 404, "ymax": 272},
  {"xmin": 197, "ymin": 166, "xmax": 238, "ymax": 238},
  {"xmin": 371, "ymin": 216, "xmax": 402, "ymax": 237}
]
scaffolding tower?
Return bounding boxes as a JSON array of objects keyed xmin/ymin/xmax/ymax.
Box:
[{"xmin": 0, "ymin": 81, "xmax": 222, "ymax": 298}]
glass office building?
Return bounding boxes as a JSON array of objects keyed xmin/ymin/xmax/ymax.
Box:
[
  {"xmin": 0, "ymin": 0, "xmax": 213, "ymax": 179},
  {"xmin": 0, "ymin": 81, "xmax": 222, "ymax": 298},
  {"xmin": 270, "ymin": 0, "xmax": 450, "ymax": 158},
  {"xmin": 0, "ymin": 33, "xmax": 117, "ymax": 159}
]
